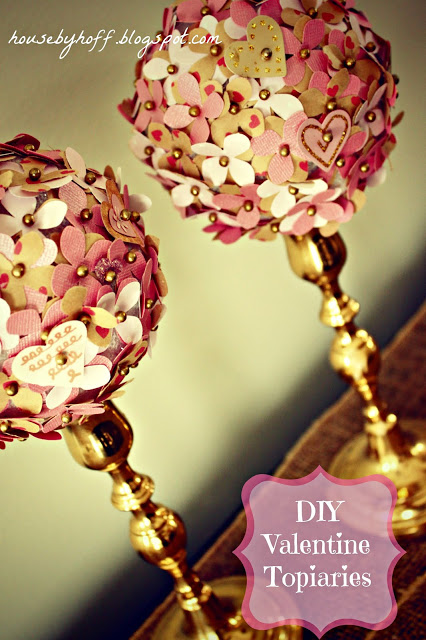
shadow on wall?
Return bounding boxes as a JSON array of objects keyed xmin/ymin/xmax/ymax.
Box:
[{"xmin": 54, "ymin": 252, "xmax": 425, "ymax": 640}]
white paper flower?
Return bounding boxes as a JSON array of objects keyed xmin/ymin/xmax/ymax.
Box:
[
  {"xmin": 355, "ymin": 84, "xmax": 387, "ymax": 137},
  {"xmin": 129, "ymin": 130, "xmax": 166, "ymax": 169},
  {"xmin": 157, "ymin": 170, "xmax": 217, "ymax": 208},
  {"xmin": 65, "ymin": 147, "xmax": 107, "ymax": 203},
  {"xmin": 143, "ymin": 29, "xmax": 205, "ymax": 105},
  {"xmin": 257, "ymin": 179, "xmax": 328, "ymax": 218},
  {"xmin": 192, "ymin": 134, "xmax": 255, "ymax": 187},
  {"xmin": 249, "ymin": 78, "xmax": 304, "ymax": 120},
  {"xmin": 0, "ymin": 190, "xmax": 67, "ymax": 236},
  {"xmin": 97, "ymin": 280, "xmax": 143, "ymax": 347},
  {"xmin": 0, "ymin": 299, "xmax": 19, "ymax": 353}
]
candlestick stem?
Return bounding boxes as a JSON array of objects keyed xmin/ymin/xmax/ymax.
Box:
[
  {"xmin": 284, "ymin": 231, "xmax": 426, "ymax": 537},
  {"xmin": 64, "ymin": 402, "xmax": 301, "ymax": 639}
]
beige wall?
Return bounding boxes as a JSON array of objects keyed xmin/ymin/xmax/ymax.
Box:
[{"xmin": 0, "ymin": 1, "xmax": 424, "ymax": 638}]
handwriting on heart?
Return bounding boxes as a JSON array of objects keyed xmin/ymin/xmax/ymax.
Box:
[
  {"xmin": 298, "ymin": 110, "xmax": 351, "ymax": 172},
  {"xmin": 224, "ymin": 16, "xmax": 286, "ymax": 78},
  {"xmin": 12, "ymin": 320, "xmax": 86, "ymax": 387}
]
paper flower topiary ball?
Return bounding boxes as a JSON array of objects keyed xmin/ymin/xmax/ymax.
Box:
[
  {"xmin": 120, "ymin": 0, "xmax": 401, "ymax": 244},
  {"xmin": 0, "ymin": 134, "xmax": 167, "ymax": 448}
]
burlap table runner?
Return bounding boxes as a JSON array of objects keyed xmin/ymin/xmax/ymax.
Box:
[{"xmin": 133, "ymin": 303, "xmax": 426, "ymax": 639}]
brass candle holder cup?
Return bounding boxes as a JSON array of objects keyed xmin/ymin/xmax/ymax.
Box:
[
  {"xmin": 284, "ymin": 231, "xmax": 426, "ymax": 538},
  {"xmin": 64, "ymin": 402, "xmax": 301, "ymax": 639}
]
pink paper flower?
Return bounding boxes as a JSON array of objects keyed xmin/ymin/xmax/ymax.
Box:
[
  {"xmin": 6, "ymin": 305, "xmax": 61, "ymax": 358},
  {"xmin": 224, "ymin": 0, "xmax": 281, "ymax": 39},
  {"xmin": 282, "ymin": 19, "xmax": 328, "ymax": 86},
  {"xmin": 41, "ymin": 401, "xmax": 105, "ymax": 433},
  {"xmin": 213, "ymin": 184, "xmax": 262, "ymax": 229},
  {"xmin": 164, "ymin": 73, "xmax": 224, "ymax": 143},
  {"xmin": 281, "ymin": 0, "xmax": 350, "ymax": 28},
  {"xmin": 134, "ymin": 79, "xmax": 165, "ymax": 132},
  {"xmin": 51, "ymin": 226, "xmax": 110, "ymax": 299},
  {"xmin": 64, "ymin": 197, "xmax": 108, "ymax": 236},
  {"xmin": 96, "ymin": 239, "xmax": 146, "ymax": 284},
  {"xmin": 346, "ymin": 136, "xmax": 388, "ymax": 198},
  {"xmin": 251, "ymin": 111, "xmax": 308, "ymax": 184},
  {"xmin": 279, "ymin": 188, "xmax": 347, "ymax": 235}
]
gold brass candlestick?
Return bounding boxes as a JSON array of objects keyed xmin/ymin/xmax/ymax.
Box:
[
  {"xmin": 284, "ymin": 231, "xmax": 426, "ymax": 537},
  {"xmin": 64, "ymin": 402, "xmax": 301, "ymax": 639}
]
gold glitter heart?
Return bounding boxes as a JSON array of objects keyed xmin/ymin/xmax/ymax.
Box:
[
  {"xmin": 298, "ymin": 111, "xmax": 352, "ymax": 172},
  {"xmin": 224, "ymin": 16, "xmax": 286, "ymax": 78}
]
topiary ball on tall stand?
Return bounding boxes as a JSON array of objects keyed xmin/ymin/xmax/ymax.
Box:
[{"xmin": 120, "ymin": 0, "xmax": 425, "ymax": 539}]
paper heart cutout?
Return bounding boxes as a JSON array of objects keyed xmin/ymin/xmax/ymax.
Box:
[
  {"xmin": 96, "ymin": 326, "xmax": 109, "ymax": 339},
  {"xmin": 346, "ymin": 35, "xmax": 355, "ymax": 50},
  {"xmin": 12, "ymin": 320, "xmax": 86, "ymax": 387},
  {"xmin": 298, "ymin": 110, "xmax": 351, "ymax": 172},
  {"xmin": 232, "ymin": 91, "xmax": 245, "ymax": 103},
  {"xmin": 151, "ymin": 129, "xmax": 163, "ymax": 142},
  {"xmin": 225, "ymin": 16, "xmax": 286, "ymax": 78},
  {"xmin": 249, "ymin": 114, "xmax": 260, "ymax": 128}
]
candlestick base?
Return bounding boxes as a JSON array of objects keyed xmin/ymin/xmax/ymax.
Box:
[
  {"xmin": 150, "ymin": 576, "xmax": 301, "ymax": 639},
  {"xmin": 329, "ymin": 419, "xmax": 426, "ymax": 537}
]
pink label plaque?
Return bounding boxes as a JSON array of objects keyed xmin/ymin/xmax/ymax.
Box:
[{"xmin": 234, "ymin": 466, "xmax": 405, "ymax": 637}]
